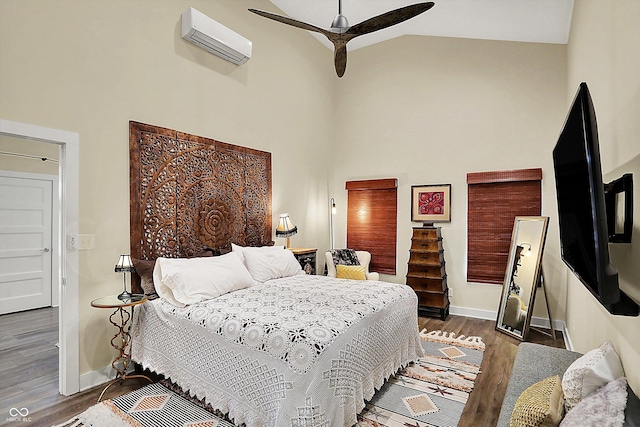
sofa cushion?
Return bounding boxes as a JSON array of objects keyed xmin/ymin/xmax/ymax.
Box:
[
  {"xmin": 560, "ymin": 377, "xmax": 627, "ymax": 427},
  {"xmin": 561, "ymin": 341, "xmax": 624, "ymax": 412},
  {"xmin": 496, "ymin": 343, "xmax": 582, "ymax": 427},
  {"xmin": 510, "ymin": 375, "xmax": 564, "ymax": 427}
]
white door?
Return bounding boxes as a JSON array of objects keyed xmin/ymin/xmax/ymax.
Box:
[{"xmin": 0, "ymin": 175, "xmax": 53, "ymax": 314}]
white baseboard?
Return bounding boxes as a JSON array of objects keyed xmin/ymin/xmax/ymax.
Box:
[
  {"xmin": 449, "ymin": 305, "xmax": 572, "ymax": 350},
  {"xmin": 559, "ymin": 323, "xmax": 574, "ymax": 351},
  {"xmin": 79, "ymin": 363, "xmax": 134, "ymax": 392},
  {"xmin": 79, "ymin": 365, "xmax": 113, "ymax": 392},
  {"xmin": 450, "ymin": 305, "xmax": 496, "ymax": 320}
]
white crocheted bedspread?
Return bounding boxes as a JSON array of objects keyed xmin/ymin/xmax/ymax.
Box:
[{"xmin": 130, "ymin": 274, "xmax": 423, "ymax": 427}]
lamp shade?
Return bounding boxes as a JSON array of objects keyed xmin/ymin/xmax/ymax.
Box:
[
  {"xmin": 275, "ymin": 213, "xmax": 297, "ymax": 238},
  {"xmin": 115, "ymin": 254, "xmax": 135, "ymax": 272}
]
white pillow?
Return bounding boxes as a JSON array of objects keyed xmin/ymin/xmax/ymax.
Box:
[
  {"xmin": 231, "ymin": 243, "xmax": 285, "ymax": 265},
  {"xmin": 562, "ymin": 341, "xmax": 625, "ymax": 412},
  {"xmin": 243, "ymin": 247, "xmax": 304, "ymax": 282},
  {"xmin": 153, "ymin": 252, "xmax": 256, "ymax": 307},
  {"xmin": 560, "ymin": 377, "xmax": 628, "ymax": 427}
]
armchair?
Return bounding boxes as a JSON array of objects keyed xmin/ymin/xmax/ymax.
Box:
[
  {"xmin": 502, "ymin": 294, "xmax": 527, "ymax": 331},
  {"xmin": 325, "ymin": 250, "xmax": 380, "ymax": 281}
]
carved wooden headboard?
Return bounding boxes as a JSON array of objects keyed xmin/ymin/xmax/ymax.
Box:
[{"xmin": 129, "ymin": 121, "xmax": 272, "ymax": 291}]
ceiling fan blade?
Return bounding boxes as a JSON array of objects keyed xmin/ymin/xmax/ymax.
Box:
[
  {"xmin": 347, "ymin": 2, "xmax": 435, "ymax": 36},
  {"xmin": 248, "ymin": 9, "xmax": 330, "ymax": 36},
  {"xmin": 334, "ymin": 42, "xmax": 348, "ymax": 78}
]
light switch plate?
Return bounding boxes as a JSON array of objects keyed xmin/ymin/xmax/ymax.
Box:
[
  {"xmin": 66, "ymin": 234, "xmax": 94, "ymax": 250},
  {"xmin": 67, "ymin": 234, "xmax": 78, "ymax": 250}
]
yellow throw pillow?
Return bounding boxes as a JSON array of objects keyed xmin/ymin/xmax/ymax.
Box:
[
  {"xmin": 336, "ymin": 264, "xmax": 366, "ymax": 281},
  {"xmin": 510, "ymin": 375, "xmax": 564, "ymax": 427}
]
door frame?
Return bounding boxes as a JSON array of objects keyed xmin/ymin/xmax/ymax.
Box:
[
  {"xmin": 0, "ymin": 170, "xmax": 60, "ymax": 309},
  {"xmin": 0, "ymin": 118, "xmax": 79, "ymax": 395}
]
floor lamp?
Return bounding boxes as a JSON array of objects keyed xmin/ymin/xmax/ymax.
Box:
[{"xmin": 330, "ymin": 198, "xmax": 336, "ymax": 250}]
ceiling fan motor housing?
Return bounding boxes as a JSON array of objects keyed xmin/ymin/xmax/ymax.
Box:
[{"xmin": 331, "ymin": 14, "xmax": 349, "ymax": 30}]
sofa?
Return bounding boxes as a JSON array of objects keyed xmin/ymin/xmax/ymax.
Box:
[{"xmin": 497, "ymin": 342, "xmax": 640, "ymax": 427}]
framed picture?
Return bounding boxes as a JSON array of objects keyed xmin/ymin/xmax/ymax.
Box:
[{"xmin": 411, "ymin": 184, "xmax": 451, "ymax": 223}]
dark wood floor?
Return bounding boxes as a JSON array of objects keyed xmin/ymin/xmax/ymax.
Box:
[
  {"xmin": 0, "ymin": 306, "xmax": 60, "ymax": 425},
  {"xmin": 0, "ymin": 307, "xmax": 564, "ymax": 427},
  {"xmin": 421, "ymin": 315, "xmax": 565, "ymax": 427}
]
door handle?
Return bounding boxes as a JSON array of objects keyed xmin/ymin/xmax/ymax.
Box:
[{"xmin": 42, "ymin": 248, "xmax": 50, "ymax": 253}]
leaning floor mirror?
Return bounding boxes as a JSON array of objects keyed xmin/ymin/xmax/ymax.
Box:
[{"xmin": 496, "ymin": 216, "xmax": 549, "ymax": 341}]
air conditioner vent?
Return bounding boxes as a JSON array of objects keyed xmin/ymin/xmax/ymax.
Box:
[{"xmin": 181, "ymin": 8, "xmax": 252, "ymax": 66}]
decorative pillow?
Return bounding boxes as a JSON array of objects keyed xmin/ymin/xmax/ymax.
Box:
[
  {"xmin": 510, "ymin": 375, "xmax": 564, "ymax": 427},
  {"xmin": 231, "ymin": 243, "xmax": 284, "ymax": 265},
  {"xmin": 560, "ymin": 377, "xmax": 628, "ymax": 427},
  {"xmin": 562, "ymin": 341, "xmax": 625, "ymax": 412},
  {"xmin": 330, "ymin": 249, "xmax": 361, "ymax": 267},
  {"xmin": 242, "ymin": 247, "xmax": 304, "ymax": 282},
  {"xmin": 153, "ymin": 252, "xmax": 256, "ymax": 307},
  {"xmin": 336, "ymin": 264, "xmax": 367, "ymax": 281},
  {"xmin": 194, "ymin": 248, "xmax": 216, "ymax": 257},
  {"xmin": 217, "ymin": 243, "xmax": 232, "ymax": 255},
  {"xmin": 131, "ymin": 258, "xmax": 157, "ymax": 299}
]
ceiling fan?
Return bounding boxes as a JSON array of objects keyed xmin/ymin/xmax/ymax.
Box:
[{"xmin": 249, "ymin": 1, "xmax": 435, "ymax": 77}]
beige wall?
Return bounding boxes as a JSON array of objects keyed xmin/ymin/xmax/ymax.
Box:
[
  {"xmin": 0, "ymin": 0, "xmax": 336, "ymax": 375},
  {"xmin": 566, "ymin": 0, "xmax": 640, "ymax": 391},
  {"xmin": 0, "ymin": 135, "xmax": 59, "ymax": 175},
  {"xmin": 332, "ymin": 35, "xmax": 568, "ymax": 321},
  {"xmin": 1, "ymin": 0, "xmax": 638, "ymax": 391}
]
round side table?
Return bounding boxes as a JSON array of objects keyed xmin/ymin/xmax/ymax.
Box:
[{"xmin": 90, "ymin": 294, "xmax": 152, "ymax": 401}]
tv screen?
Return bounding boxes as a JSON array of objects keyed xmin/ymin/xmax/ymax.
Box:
[{"xmin": 553, "ymin": 83, "xmax": 638, "ymax": 316}]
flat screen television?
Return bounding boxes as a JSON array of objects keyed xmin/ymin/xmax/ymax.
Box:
[{"xmin": 552, "ymin": 82, "xmax": 639, "ymax": 316}]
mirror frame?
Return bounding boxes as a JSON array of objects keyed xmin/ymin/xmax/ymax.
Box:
[{"xmin": 495, "ymin": 216, "xmax": 549, "ymax": 341}]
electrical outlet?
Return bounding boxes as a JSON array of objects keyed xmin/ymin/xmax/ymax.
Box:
[
  {"xmin": 449, "ymin": 287, "xmax": 453, "ymax": 299},
  {"xmin": 78, "ymin": 234, "xmax": 95, "ymax": 250}
]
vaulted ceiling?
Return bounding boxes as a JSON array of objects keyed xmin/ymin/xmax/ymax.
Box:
[{"xmin": 268, "ymin": 0, "xmax": 574, "ymax": 51}]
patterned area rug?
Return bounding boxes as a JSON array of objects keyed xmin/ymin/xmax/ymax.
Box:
[
  {"xmin": 52, "ymin": 382, "xmax": 234, "ymax": 427},
  {"xmin": 357, "ymin": 329, "xmax": 485, "ymax": 427},
  {"xmin": 54, "ymin": 330, "xmax": 484, "ymax": 427}
]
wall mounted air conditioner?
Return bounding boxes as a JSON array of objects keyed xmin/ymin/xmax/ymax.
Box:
[{"xmin": 181, "ymin": 7, "xmax": 252, "ymax": 65}]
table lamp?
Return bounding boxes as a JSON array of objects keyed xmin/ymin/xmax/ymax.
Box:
[{"xmin": 275, "ymin": 213, "xmax": 297, "ymax": 248}]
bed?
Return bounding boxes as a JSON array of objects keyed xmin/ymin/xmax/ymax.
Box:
[{"xmin": 127, "ymin": 122, "xmax": 423, "ymax": 427}]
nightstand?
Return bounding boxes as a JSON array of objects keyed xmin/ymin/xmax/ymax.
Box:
[
  {"xmin": 288, "ymin": 248, "xmax": 317, "ymax": 275},
  {"xmin": 90, "ymin": 294, "xmax": 152, "ymax": 401}
]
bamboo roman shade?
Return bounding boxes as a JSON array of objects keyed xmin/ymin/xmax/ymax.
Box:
[
  {"xmin": 467, "ymin": 168, "xmax": 542, "ymax": 284},
  {"xmin": 346, "ymin": 178, "xmax": 398, "ymax": 275}
]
